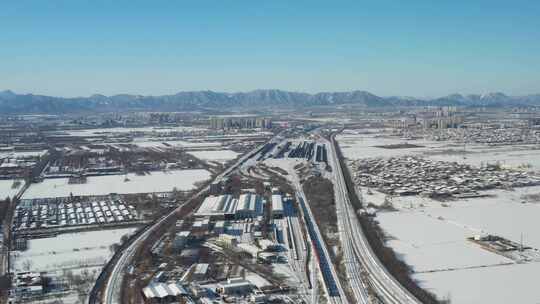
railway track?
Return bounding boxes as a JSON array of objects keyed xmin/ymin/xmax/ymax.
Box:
[{"xmin": 329, "ymin": 134, "xmax": 421, "ymax": 304}]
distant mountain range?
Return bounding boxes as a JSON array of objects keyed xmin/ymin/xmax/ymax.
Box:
[{"xmin": 1, "ymin": 89, "xmax": 540, "ymax": 114}]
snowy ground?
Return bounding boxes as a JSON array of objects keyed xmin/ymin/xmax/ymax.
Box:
[
  {"xmin": 187, "ymin": 150, "xmax": 239, "ymax": 164},
  {"xmin": 11, "ymin": 227, "xmax": 137, "ymax": 272},
  {"xmin": 22, "ymin": 169, "xmax": 211, "ymax": 199},
  {"xmin": 415, "ymin": 263, "xmax": 540, "ymax": 304},
  {"xmin": 0, "ymin": 179, "xmax": 23, "ymax": 199},
  {"xmin": 426, "ymin": 144, "xmax": 540, "ymax": 171},
  {"xmin": 133, "ymin": 139, "xmax": 224, "ymax": 149},
  {"xmin": 337, "ymin": 132, "xmax": 448, "ymax": 159},
  {"xmin": 339, "ymin": 129, "xmax": 540, "ymax": 304},
  {"xmin": 338, "ymin": 131, "xmax": 540, "ymax": 171},
  {"xmin": 0, "ymin": 149, "xmax": 48, "ymax": 159},
  {"xmin": 61, "ymin": 126, "xmax": 206, "ymax": 136}
]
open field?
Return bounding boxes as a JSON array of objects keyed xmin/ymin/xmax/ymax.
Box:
[
  {"xmin": 338, "ymin": 131, "xmax": 540, "ymax": 171},
  {"xmin": 415, "ymin": 263, "xmax": 540, "ymax": 304},
  {"xmin": 22, "ymin": 169, "xmax": 211, "ymax": 199},
  {"xmin": 133, "ymin": 139, "xmax": 224, "ymax": 149},
  {"xmin": 187, "ymin": 150, "xmax": 239, "ymax": 164},
  {"xmin": 0, "ymin": 179, "xmax": 23, "ymax": 199},
  {"xmin": 426, "ymin": 144, "xmax": 540, "ymax": 171},
  {"xmin": 0, "ymin": 150, "xmax": 49, "ymax": 159},
  {"xmin": 60, "ymin": 126, "xmax": 207, "ymax": 136},
  {"xmin": 11, "ymin": 227, "xmax": 137, "ymax": 272}
]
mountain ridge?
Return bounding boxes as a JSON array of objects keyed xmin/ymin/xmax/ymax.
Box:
[{"xmin": 1, "ymin": 89, "xmax": 540, "ymax": 114}]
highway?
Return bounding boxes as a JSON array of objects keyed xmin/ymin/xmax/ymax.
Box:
[
  {"xmin": 328, "ymin": 134, "xmax": 422, "ymax": 304},
  {"xmin": 92, "ymin": 140, "xmax": 272, "ymax": 304}
]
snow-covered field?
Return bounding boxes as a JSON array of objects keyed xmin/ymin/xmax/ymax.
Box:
[
  {"xmin": 187, "ymin": 150, "xmax": 239, "ymax": 164},
  {"xmin": 0, "ymin": 149, "xmax": 48, "ymax": 159},
  {"xmin": 337, "ymin": 133, "xmax": 449, "ymax": 159},
  {"xmin": 63, "ymin": 126, "xmax": 206, "ymax": 136},
  {"xmin": 426, "ymin": 144, "xmax": 540, "ymax": 171},
  {"xmin": 0, "ymin": 179, "xmax": 23, "ymax": 199},
  {"xmin": 337, "ymin": 132, "xmax": 540, "ymax": 171},
  {"xmin": 22, "ymin": 169, "xmax": 211, "ymax": 199},
  {"xmin": 415, "ymin": 263, "xmax": 540, "ymax": 304},
  {"xmin": 339, "ymin": 129, "xmax": 540, "ymax": 304},
  {"xmin": 134, "ymin": 139, "xmax": 223, "ymax": 149},
  {"xmin": 12, "ymin": 227, "xmax": 137, "ymax": 272}
]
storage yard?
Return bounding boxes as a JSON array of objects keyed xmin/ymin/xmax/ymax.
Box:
[{"xmin": 13, "ymin": 197, "xmax": 138, "ymax": 233}]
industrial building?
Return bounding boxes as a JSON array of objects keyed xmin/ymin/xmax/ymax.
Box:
[
  {"xmin": 141, "ymin": 282, "xmax": 188, "ymax": 303},
  {"xmin": 195, "ymin": 193, "xmax": 264, "ymax": 219},
  {"xmin": 172, "ymin": 231, "xmax": 191, "ymax": 250},
  {"xmin": 236, "ymin": 193, "xmax": 264, "ymax": 218},
  {"xmin": 216, "ymin": 278, "xmax": 254, "ymax": 296},
  {"xmin": 191, "ymin": 263, "xmax": 209, "ymax": 282},
  {"xmin": 271, "ymin": 194, "xmax": 284, "ymax": 218},
  {"xmin": 194, "ymin": 194, "xmax": 238, "ymax": 219}
]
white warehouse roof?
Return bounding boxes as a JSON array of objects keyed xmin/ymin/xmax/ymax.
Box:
[
  {"xmin": 142, "ymin": 282, "xmax": 187, "ymax": 299},
  {"xmin": 271, "ymin": 194, "xmax": 283, "ymax": 213},
  {"xmin": 238, "ymin": 193, "xmax": 263, "ymax": 216},
  {"xmin": 195, "ymin": 195, "xmax": 238, "ymax": 216}
]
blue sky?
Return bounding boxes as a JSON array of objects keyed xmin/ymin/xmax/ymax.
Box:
[{"xmin": 1, "ymin": 0, "xmax": 539, "ymax": 97}]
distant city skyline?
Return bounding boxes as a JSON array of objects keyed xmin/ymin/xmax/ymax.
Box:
[{"xmin": 1, "ymin": 1, "xmax": 539, "ymax": 98}]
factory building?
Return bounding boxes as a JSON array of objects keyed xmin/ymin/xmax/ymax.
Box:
[
  {"xmin": 271, "ymin": 194, "xmax": 284, "ymax": 218},
  {"xmin": 172, "ymin": 231, "xmax": 191, "ymax": 251},
  {"xmin": 213, "ymin": 220, "xmax": 226, "ymax": 235},
  {"xmin": 195, "ymin": 193, "xmax": 264, "ymax": 219},
  {"xmin": 141, "ymin": 282, "xmax": 188, "ymax": 303},
  {"xmin": 237, "ymin": 193, "xmax": 264, "ymax": 219},
  {"xmin": 194, "ymin": 195, "xmax": 238, "ymax": 219},
  {"xmin": 216, "ymin": 278, "xmax": 253, "ymax": 296},
  {"xmin": 191, "ymin": 263, "xmax": 209, "ymax": 282}
]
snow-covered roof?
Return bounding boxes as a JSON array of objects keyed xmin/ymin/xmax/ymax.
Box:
[
  {"xmin": 196, "ymin": 194, "xmax": 238, "ymax": 216},
  {"xmin": 142, "ymin": 282, "xmax": 186, "ymax": 299},
  {"xmin": 271, "ymin": 194, "xmax": 283, "ymax": 212}
]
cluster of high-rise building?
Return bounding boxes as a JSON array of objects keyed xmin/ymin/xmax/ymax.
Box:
[
  {"xmin": 209, "ymin": 115, "xmax": 272, "ymax": 129},
  {"xmin": 417, "ymin": 106, "xmax": 464, "ymax": 129},
  {"xmin": 386, "ymin": 107, "xmax": 464, "ymax": 130}
]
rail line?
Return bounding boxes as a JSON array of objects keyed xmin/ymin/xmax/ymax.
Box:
[{"xmin": 88, "ymin": 140, "xmax": 272, "ymax": 304}]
